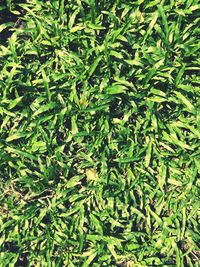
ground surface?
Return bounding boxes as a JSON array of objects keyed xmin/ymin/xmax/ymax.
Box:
[{"xmin": 0, "ymin": 0, "xmax": 199, "ymax": 266}]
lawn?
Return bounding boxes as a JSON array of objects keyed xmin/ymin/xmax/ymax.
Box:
[{"xmin": 0, "ymin": 0, "xmax": 199, "ymax": 266}]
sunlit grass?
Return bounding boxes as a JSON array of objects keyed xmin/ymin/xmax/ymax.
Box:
[{"xmin": 0, "ymin": 0, "xmax": 199, "ymax": 266}]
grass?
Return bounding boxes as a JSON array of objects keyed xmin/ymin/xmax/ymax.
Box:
[{"xmin": 0, "ymin": 0, "xmax": 200, "ymax": 266}]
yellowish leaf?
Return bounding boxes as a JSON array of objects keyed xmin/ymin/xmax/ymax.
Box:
[{"xmin": 86, "ymin": 169, "xmax": 98, "ymax": 181}]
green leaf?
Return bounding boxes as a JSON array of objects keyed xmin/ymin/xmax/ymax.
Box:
[
  {"xmin": 106, "ymin": 85, "xmax": 127, "ymax": 95},
  {"xmin": 8, "ymin": 96, "xmax": 23, "ymax": 110},
  {"xmin": 5, "ymin": 147, "xmax": 37, "ymax": 160},
  {"xmin": 174, "ymin": 91, "xmax": 194, "ymax": 112},
  {"xmin": 6, "ymin": 133, "xmax": 26, "ymax": 142},
  {"xmin": 158, "ymin": 5, "xmax": 169, "ymax": 36},
  {"xmin": 114, "ymin": 157, "xmax": 140, "ymax": 163},
  {"xmin": 89, "ymin": 56, "xmax": 102, "ymax": 77},
  {"xmin": 32, "ymin": 102, "xmax": 56, "ymax": 117}
]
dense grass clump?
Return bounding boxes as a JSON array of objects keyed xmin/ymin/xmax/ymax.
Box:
[{"xmin": 0, "ymin": 0, "xmax": 199, "ymax": 266}]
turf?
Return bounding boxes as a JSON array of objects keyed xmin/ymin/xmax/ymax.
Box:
[{"xmin": 0, "ymin": 0, "xmax": 200, "ymax": 266}]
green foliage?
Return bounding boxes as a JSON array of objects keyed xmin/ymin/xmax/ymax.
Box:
[{"xmin": 0, "ymin": 0, "xmax": 199, "ymax": 266}]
